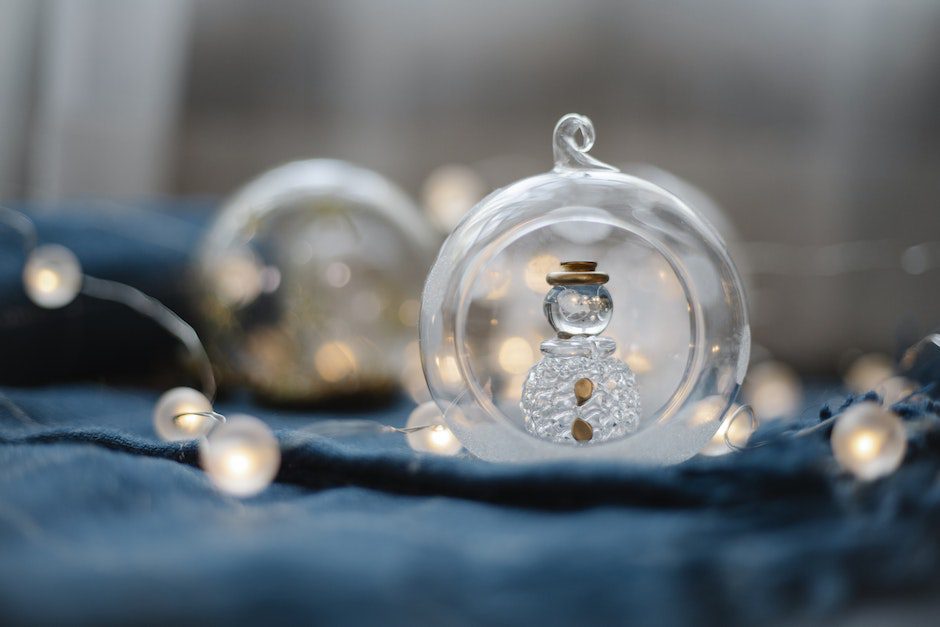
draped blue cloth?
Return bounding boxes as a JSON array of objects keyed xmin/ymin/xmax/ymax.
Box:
[{"xmin": 1, "ymin": 203, "xmax": 939, "ymax": 626}]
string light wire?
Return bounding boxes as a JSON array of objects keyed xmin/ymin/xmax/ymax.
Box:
[
  {"xmin": 81, "ymin": 275, "xmax": 216, "ymax": 401},
  {"xmin": 2, "ymin": 205, "xmax": 216, "ymax": 401}
]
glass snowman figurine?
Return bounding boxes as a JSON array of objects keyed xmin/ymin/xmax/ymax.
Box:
[{"xmin": 521, "ymin": 261, "xmax": 641, "ymax": 444}]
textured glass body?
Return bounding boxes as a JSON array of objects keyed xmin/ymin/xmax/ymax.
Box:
[{"xmin": 522, "ymin": 337, "xmax": 640, "ymax": 443}]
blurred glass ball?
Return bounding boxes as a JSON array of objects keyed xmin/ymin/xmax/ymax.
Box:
[
  {"xmin": 405, "ymin": 401, "xmax": 463, "ymax": 456},
  {"xmin": 742, "ymin": 360, "xmax": 802, "ymax": 420},
  {"xmin": 831, "ymin": 402, "xmax": 906, "ymax": 481},
  {"xmin": 844, "ymin": 353, "xmax": 895, "ymax": 394},
  {"xmin": 199, "ymin": 413, "xmax": 280, "ymax": 497},
  {"xmin": 23, "ymin": 244, "xmax": 82, "ymax": 309},
  {"xmin": 421, "ymin": 164, "xmax": 486, "ymax": 233},
  {"xmin": 194, "ymin": 160, "xmax": 436, "ymax": 403},
  {"xmin": 153, "ymin": 387, "xmax": 214, "ymax": 441}
]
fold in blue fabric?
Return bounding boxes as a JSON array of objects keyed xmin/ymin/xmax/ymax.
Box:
[{"xmin": 1, "ymin": 203, "xmax": 940, "ymax": 626}]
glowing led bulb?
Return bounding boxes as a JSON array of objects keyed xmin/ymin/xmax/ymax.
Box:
[
  {"xmin": 844, "ymin": 353, "xmax": 894, "ymax": 393},
  {"xmin": 22, "ymin": 244, "xmax": 82, "ymax": 308},
  {"xmin": 405, "ymin": 402, "xmax": 462, "ymax": 456},
  {"xmin": 878, "ymin": 376, "xmax": 917, "ymax": 404},
  {"xmin": 199, "ymin": 414, "xmax": 280, "ymax": 497},
  {"xmin": 153, "ymin": 387, "xmax": 214, "ymax": 441},
  {"xmin": 743, "ymin": 361, "xmax": 802, "ymax": 419},
  {"xmin": 421, "ymin": 164, "xmax": 485, "ymax": 232},
  {"xmin": 831, "ymin": 402, "xmax": 906, "ymax": 481},
  {"xmin": 498, "ymin": 336, "xmax": 535, "ymax": 375},
  {"xmin": 698, "ymin": 403, "xmax": 752, "ymax": 456}
]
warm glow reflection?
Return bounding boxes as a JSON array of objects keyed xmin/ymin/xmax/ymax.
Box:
[
  {"xmin": 849, "ymin": 430, "xmax": 881, "ymax": 461},
  {"xmin": 223, "ymin": 448, "xmax": 257, "ymax": 477},
  {"xmin": 744, "ymin": 361, "xmax": 802, "ymax": 419},
  {"xmin": 624, "ymin": 349, "xmax": 652, "ymax": 374},
  {"xmin": 879, "ymin": 376, "xmax": 916, "ymax": 404},
  {"xmin": 398, "ymin": 299, "xmax": 420, "ymax": 327},
  {"xmin": 524, "ymin": 254, "xmax": 559, "ymax": 292},
  {"xmin": 35, "ymin": 268, "xmax": 60, "ymax": 293},
  {"xmin": 405, "ymin": 402, "xmax": 463, "ymax": 456},
  {"xmin": 212, "ymin": 249, "xmax": 264, "ymax": 307},
  {"xmin": 844, "ymin": 353, "xmax": 894, "ymax": 393},
  {"xmin": 421, "ymin": 164, "xmax": 485, "ymax": 232},
  {"xmin": 429, "ymin": 425, "xmax": 457, "ymax": 449},
  {"xmin": 696, "ymin": 399, "xmax": 752, "ymax": 457},
  {"xmin": 315, "ymin": 341, "xmax": 358, "ymax": 382},
  {"xmin": 498, "ymin": 337, "xmax": 534, "ymax": 375},
  {"xmin": 482, "ymin": 268, "xmax": 512, "ymax": 300},
  {"xmin": 689, "ymin": 396, "xmax": 725, "ymax": 427},
  {"xmin": 175, "ymin": 412, "xmax": 205, "ymax": 434},
  {"xmin": 437, "ymin": 354, "xmax": 462, "ymax": 386},
  {"xmin": 831, "ymin": 402, "xmax": 907, "ymax": 481}
]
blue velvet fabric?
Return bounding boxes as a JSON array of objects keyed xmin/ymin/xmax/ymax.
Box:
[{"xmin": 2, "ymin": 203, "xmax": 940, "ymax": 626}]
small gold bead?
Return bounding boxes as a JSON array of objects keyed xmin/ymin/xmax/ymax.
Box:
[{"xmin": 571, "ymin": 418, "xmax": 594, "ymax": 442}]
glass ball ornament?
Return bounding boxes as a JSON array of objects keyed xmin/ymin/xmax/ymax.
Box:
[
  {"xmin": 831, "ymin": 402, "xmax": 907, "ymax": 481},
  {"xmin": 153, "ymin": 387, "xmax": 214, "ymax": 441},
  {"xmin": 199, "ymin": 414, "xmax": 280, "ymax": 497},
  {"xmin": 420, "ymin": 113, "xmax": 750, "ymax": 463},
  {"xmin": 194, "ymin": 159, "xmax": 437, "ymax": 403},
  {"xmin": 22, "ymin": 244, "xmax": 82, "ymax": 309}
]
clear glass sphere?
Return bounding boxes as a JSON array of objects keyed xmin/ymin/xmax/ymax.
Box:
[
  {"xmin": 544, "ymin": 284, "xmax": 613, "ymax": 336},
  {"xmin": 22, "ymin": 244, "xmax": 82, "ymax": 309},
  {"xmin": 419, "ymin": 114, "xmax": 750, "ymax": 463},
  {"xmin": 194, "ymin": 159, "xmax": 437, "ymax": 403},
  {"xmin": 199, "ymin": 414, "xmax": 280, "ymax": 497},
  {"xmin": 831, "ymin": 402, "xmax": 907, "ymax": 481},
  {"xmin": 153, "ymin": 387, "xmax": 214, "ymax": 441},
  {"xmin": 405, "ymin": 401, "xmax": 463, "ymax": 456}
]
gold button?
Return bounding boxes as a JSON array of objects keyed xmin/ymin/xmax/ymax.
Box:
[{"xmin": 571, "ymin": 418, "xmax": 594, "ymax": 442}]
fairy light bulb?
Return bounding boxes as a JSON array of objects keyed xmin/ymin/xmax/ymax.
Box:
[
  {"xmin": 405, "ymin": 402, "xmax": 462, "ymax": 456},
  {"xmin": 743, "ymin": 361, "xmax": 802, "ymax": 419},
  {"xmin": 698, "ymin": 402, "xmax": 752, "ymax": 456},
  {"xmin": 22, "ymin": 244, "xmax": 82, "ymax": 308},
  {"xmin": 153, "ymin": 387, "xmax": 214, "ymax": 441},
  {"xmin": 844, "ymin": 353, "xmax": 894, "ymax": 393},
  {"xmin": 199, "ymin": 414, "xmax": 280, "ymax": 497},
  {"xmin": 421, "ymin": 164, "xmax": 486, "ymax": 233},
  {"xmin": 831, "ymin": 402, "xmax": 907, "ymax": 481},
  {"xmin": 878, "ymin": 376, "xmax": 917, "ymax": 404},
  {"xmin": 498, "ymin": 336, "xmax": 535, "ymax": 375}
]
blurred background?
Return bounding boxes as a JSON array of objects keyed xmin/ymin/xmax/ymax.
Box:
[{"xmin": 1, "ymin": 0, "xmax": 938, "ymax": 378}]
